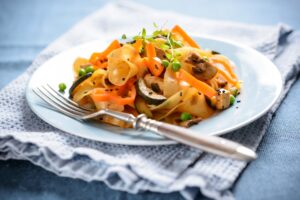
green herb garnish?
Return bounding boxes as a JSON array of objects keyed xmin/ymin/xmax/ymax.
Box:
[
  {"xmin": 161, "ymin": 44, "xmax": 170, "ymax": 51},
  {"xmin": 142, "ymin": 28, "xmax": 147, "ymax": 39}
]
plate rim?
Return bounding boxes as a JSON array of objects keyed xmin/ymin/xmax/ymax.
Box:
[{"xmin": 25, "ymin": 35, "xmax": 282, "ymax": 145}]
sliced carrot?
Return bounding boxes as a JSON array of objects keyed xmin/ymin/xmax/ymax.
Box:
[
  {"xmin": 211, "ymin": 55, "xmax": 237, "ymax": 80},
  {"xmin": 145, "ymin": 43, "xmax": 164, "ymax": 77},
  {"xmin": 89, "ymin": 40, "xmax": 121, "ymax": 68},
  {"xmin": 178, "ymin": 69, "xmax": 217, "ymax": 98},
  {"xmin": 132, "ymin": 39, "xmax": 143, "ymax": 53},
  {"xmin": 146, "ymin": 42, "xmax": 156, "ymax": 57},
  {"xmin": 171, "ymin": 25, "xmax": 200, "ymax": 48},
  {"xmin": 117, "ymin": 77, "xmax": 136, "ymax": 96},
  {"xmin": 90, "ymin": 85, "xmax": 136, "ymax": 106}
]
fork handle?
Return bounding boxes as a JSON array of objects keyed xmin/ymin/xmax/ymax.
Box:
[{"xmin": 134, "ymin": 115, "xmax": 256, "ymax": 161}]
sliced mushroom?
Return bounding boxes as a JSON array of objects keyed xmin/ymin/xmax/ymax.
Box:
[
  {"xmin": 185, "ymin": 53, "xmax": 217, "ymax": 81},
  {"xmin": 211, "ymin": 88, "xmax": 230, "ymax": 110},
  {"xmin": 216, "ymin": 76, "xmax": 228, "ymax": 87},
  {"xmin": 179, "ymin": 117, "xmax": 202, "ymax": 128},
  {"xmin": 155, "ymin": 47, "xmax": 166, "ymax": 60}
]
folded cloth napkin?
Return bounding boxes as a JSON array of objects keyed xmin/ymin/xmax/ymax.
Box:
[{"xmin": 0, "ymin": 1, "xmax": 300, "ymax": 200}]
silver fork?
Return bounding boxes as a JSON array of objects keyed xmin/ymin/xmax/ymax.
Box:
[{"xmin": 32, "ymin": 84, "xmax": 257, "ymax": 161}]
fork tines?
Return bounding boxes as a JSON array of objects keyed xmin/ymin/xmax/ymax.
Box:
[{"xmin": 32, "ymin": 84, "xmax": 91, "ymax": 120}]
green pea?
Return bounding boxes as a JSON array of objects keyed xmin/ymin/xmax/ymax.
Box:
[
  {"xmin": 79, "ymin": 68, "xmax": 86, "ymax": 76},
  {"xmin": 172, "ymin": 61, "xmax": 181, "ymax": 72},
  {"xmin": 161, "ymin": 60, "xmax": 169, "ymax": 68},
  {"xmin": 58, "ymin": 83, "xmax": 67, "ymax": 92},
  {"xmin": 180, "ymin": 112, "xmax": 192, "ymax": 121},
  {"xmin": 85, "ymin": 66, "xmax": 94, "ymax": 73},
  {"xmin": 230, "ymin": 95, "xmax": 235, "ymax": 105}
]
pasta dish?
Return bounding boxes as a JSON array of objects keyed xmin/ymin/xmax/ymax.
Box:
[{"xmin": 67, "ymin": 25, "xmax": 241, "ymax": 128}]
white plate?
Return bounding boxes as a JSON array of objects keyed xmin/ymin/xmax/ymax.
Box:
[{"xmin": 26, "ymin": 36, "xmax": 282, "ymax": 145}]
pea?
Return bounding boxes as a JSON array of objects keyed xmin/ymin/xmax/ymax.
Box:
[
  {"xmin": 230, "ymin": 95, "xmax": 235, "ymax": 105},
  {"xmin": 85, "ymin": 66, "xmax": 94, "ymax": 73},
  {"xmin": 161, "ymin": 60, "xmax": 169, "ymax": 68},
  {"xmin": 180, "ymin": 112, "xmax": 192, "ymax": 121},
  {"xmin": 79, "ymin": 68, "xmax": 86, "ymax": 76},
  {"xmin": 172, "ymin": 61, "xmax": 181, "ymax": 72},
  {"xmin": 58, "ymin": 83, "xmax": 67, "ymax": 92}
]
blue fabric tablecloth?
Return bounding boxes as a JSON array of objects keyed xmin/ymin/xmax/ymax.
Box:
[{"xmin": 0, "ymin": 0, "xmax": 299, "ymax": 200}]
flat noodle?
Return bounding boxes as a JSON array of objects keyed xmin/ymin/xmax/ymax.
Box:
[
  {"xmin": 101, "ymin": 116, "xmax": 131, "ymax": 128},
  {"xmin": 94, "ymin": 101, "xmax": 124, "ymax": 111},
  {"xmin": 208, "ymin": 77, "xmax": 219, "ymax": 90},
  {"xmin": 151, "ymin": 89, "xmax": 187, "ymax": 111},
  {"xmin": 211, "ymin": 54, "xmax": 237, "ymax": 79},
  {"xmin": 107, "ymin": 45, "xmax": 140, "ymax": 86},
  {"xmin": 73, "ymin": 57, "xmax": 90, "ymax": 77},
  {"xmin": 72, "ymin": 69, "xmax": 107, "ymax": 103},
  {"xmin": 163, "ymin": 66, "xmax": 181, "ymax": 97},
  {"xmin": 153, "ymin": 103, "xmax": 183, "ymax": 120},
  {"xmin": 177, "ymin": 87, "xmax": 214, "ymax": 118},
  {"xmin": 94, "ymin": 102, "xmax": 130, "ymax": 128}
]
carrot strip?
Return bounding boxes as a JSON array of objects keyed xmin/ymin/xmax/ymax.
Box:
[
  {"xmin": 171, "ymin": 25, "xmax": 200, "ymax": 48},
  {"xmin": 90, "ymin": 85, "xmax": 136, "ymax": 106},
  {"xmin": 178, "ymin": 69, "xmax": 217, "ymax": 98},
  {"xmin": 146, "ymin": 42, "xmax": 156, "ymax": 57},
  {"xmin": 211, "ymin": 55, "xmax": 237, "ymax": 80},
  {"xmin": 89, "ymin": 40, "xmax": 121, "ymax": 68},
  {"xmin": 132, "ymin": 39, "xmax": 143, "ymax": 53},
  {"xmin": 145, "ymin": 43, "xmax": 164, "ymax": 77}
]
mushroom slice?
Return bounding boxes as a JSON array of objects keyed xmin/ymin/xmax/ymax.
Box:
[
  {"xmin": 179, "ymin": 117, "xmax": 202, "ymax": 128},
  {"xmin": 186, "ymin": 52, "xmax": 217, "ymax": 81},
  {"xmin": 216, "ymin": 76, "xmax": 228, "ymax": 87},
  {"xmin": 155, "ymin": 47, "xmax": 166, "ymax": 60}
]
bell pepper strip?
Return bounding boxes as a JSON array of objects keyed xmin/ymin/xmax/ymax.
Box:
[
  {"xmin": 145, "ymin": 43, "xmax": 164, "ymax": 76},
  {"xmin": 89, "ymin": 40, "xmax": 121, "ymax": 68},
  {"xmin": 178, "ymin": 68, "xmax": 217, "ymax": 98},
  {"xmin": 216, "ymin": 67, "xmax": 237, "ymax": 85},
  {"xmin": 117, "ymin": 77, "xmax": 136, "ymax": 96},
  {"xmin": 171, "ymin": 25, "xmax": 200, "ymax": 49},
  {"xmin": 211, "ymin": 55, "xmax": 237, "ymax": 80},
  {"xmin": 132, "ymin": 39, "xmax": 143, "ymax": 53},
  {"xmin": 90, "ymin": 84, "xmax": 136, "ymax": 106}
]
